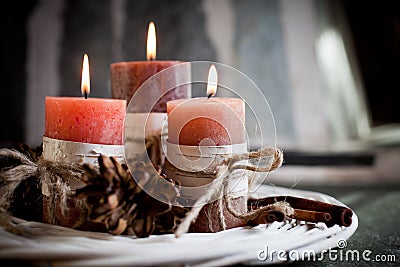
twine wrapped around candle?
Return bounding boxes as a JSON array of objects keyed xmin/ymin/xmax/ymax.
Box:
[{"xmin": 171, "ymin": 147, "xmax": 292, "ymax": 237}]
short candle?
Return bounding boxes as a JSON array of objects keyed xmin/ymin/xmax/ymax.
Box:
[
  {"xmin": 167, "ymin": 65, "xmax": 245, "ymax": 146},
  {"xmin": 165, "ymin": 65, "xmax": 248, "ymax": 233},
  {"xmin": 167, "ymin": 97, "xmax": 245, "ymax": 146}
]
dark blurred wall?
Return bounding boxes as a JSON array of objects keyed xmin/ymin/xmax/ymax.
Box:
[
  {"xmin": 124, "ymin": 0, "xmax": 216, "ymax": 62},
  {"xmin": 60, "ymin": 0, "xmax": 113, "ymax": 97},
  {"xmin": 343, "ymin": 0, "xmax": 400, "ymax": 127},
  {"xmin": 0, "ymin": 1, "xmax": 37, "ymax": 147},
  {"xmin": 232, "ymin": 0, "xmax": 295, "ymax": 146},
  {"xmin": 60, "ymin": 0, "xmax": 216, "ymax": 98}
]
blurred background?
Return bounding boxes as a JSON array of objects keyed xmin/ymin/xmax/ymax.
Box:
[{"xmin": 1, "ymin": 0, "xmax": 399, "ymax": 185}]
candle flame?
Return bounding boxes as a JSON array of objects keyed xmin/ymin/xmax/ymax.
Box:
[
  {"xmin": 147, "ymin": 21, "xmax": 156, "ymax": 60},
  {"xmin": 81, "ymin": 53, "xmax": 90, "ymax": 97},
  {"xmin": 207, "ymin": 65, "xmax": 218, "ymax": 97}
]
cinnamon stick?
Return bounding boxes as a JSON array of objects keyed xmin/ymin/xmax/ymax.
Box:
[
  {"xmin": 248, "ymin": 210, "xmax": 285, "ymax": 226},
  {"xmin": 248, "ymin": 196, "xmax": 353, "ymax": 227},
  {"xmin": 293, "ymin": 209, "xmax": 333, "ymax": 226}
]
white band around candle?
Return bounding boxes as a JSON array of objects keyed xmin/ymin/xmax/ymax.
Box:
[
  {"xmin": 166, "ymin": 141, "xmax": 248, "ymax": 173},
  {"xmin": 124, "ymin": 112, "xmax": 168, "ymax": 161},
  {"xmin": 125, "ymin": 112, "xmax": 167, "ymax": 138},
  {"xmin": 165, "ymin": 142, "xmax": 249, "ymax": 200},
  {"xmin": 42, "ymin": 136, "xmax": 125, "ymax": 165}
]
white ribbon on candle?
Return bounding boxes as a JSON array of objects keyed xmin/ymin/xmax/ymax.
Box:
[
  {"xmin": 42, "ymin": 136, "xmax": 125, "ymax": 165},
  {"xmin": 124, "ymin": 112, "xmax": 168, "ymax": 161},
  {"xmin": 165, "ymin": 141, "xmax": 249, "ymax": 200},
  {"xmin": 166, "ymin": 141, "xmax": 248, "ymax": 172}
]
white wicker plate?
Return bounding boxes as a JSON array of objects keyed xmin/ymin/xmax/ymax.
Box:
[{"xmin": 0, "ymin": 184, "xmax": 358, "ymax": 267}]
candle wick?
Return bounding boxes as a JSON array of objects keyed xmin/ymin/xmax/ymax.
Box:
[
  {"xmin": 84, "ymin": 92, "xmax": 88, "ymax": 99},
  {"xmin": 207, "ymin": 94, "xmax": 213, "ymax": 99}
]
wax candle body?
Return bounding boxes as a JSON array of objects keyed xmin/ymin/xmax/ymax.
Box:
[
  {"xmin": 167, "ymin": 97, "xmax": 245, "ymax": 146},
  {"xmin": 166, "ymin": 97, "xmax": 247, "ymax": 233},
  {"xmin": 110, "ymin": 60, "xmax": 189, "ymax": 112},
  {"xmin": 45, "ymin": 97, "xmax": 126, "ymax": 145}
]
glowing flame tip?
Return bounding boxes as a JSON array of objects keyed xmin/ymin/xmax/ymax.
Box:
[
  {"xmin": 147, "ymin": 21, "xmax": 156, "ymax": 60},
  {"xmin": 207, "ymin": 65, "xmax": 217, "ymax": 97},
  {"xmin": 81, "ymin": 53, "xmax": 90, "ymax": 97}
]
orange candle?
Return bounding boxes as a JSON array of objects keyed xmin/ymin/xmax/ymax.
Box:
[
  {"xmin": 45, "ymin": 97, "xmax": 126, "ymax": 145},
  {"xmin": 167, "ymin": 98, "xmax": 245, "ymax": 146},
  {"xmin": 167, "ymin": 65, "xmax": 245, "ymax": 146},
  {"xmin": 110, "ymin": 21, "xmax": 189, "ymax": 112},
  {"xmin": 165, "ymin": 66, "xmax": 248, "ymax": 234},
  {"xmin": 44, "ymin": 54, "xmax": 126, "ymax": 145}
]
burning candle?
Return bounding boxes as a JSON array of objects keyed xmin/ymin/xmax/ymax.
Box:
[
  {"xmin": 167, "ymin": 65, "xmax": 245, "ymax": 146},
  {"xmin": 165, "ymin": 65, "xmax": 248, "ymax": 233},
  {"xmin": 110, "ymin": 21, "xmax": 189, "ymax": 111},
  {"xmin": 111, "ymin": 21, "xmax": 190, "ymax": 163},
  {"xmin": 43, "ymin": 54, "xmax": 126, "ymax": 164}
]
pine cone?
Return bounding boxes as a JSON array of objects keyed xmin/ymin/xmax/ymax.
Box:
[
  {"xmin": 0, "ymin": 143, "xmax": 43, "ymax": 221},
  {"xmin": 76, "ymin": 155, "xmax": 188, "ymax": 237},
  {"xmin": 14, "ymin": 142, "xmax": 42, "ymax": 163}
]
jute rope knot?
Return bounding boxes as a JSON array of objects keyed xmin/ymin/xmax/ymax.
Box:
[{"xmin": 0, "ymin": 148, "xmax": 86, "ymax": 227}]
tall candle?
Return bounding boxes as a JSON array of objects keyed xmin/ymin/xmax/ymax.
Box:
[
  {"xmin": 110, "ymin": 21, "xmax": 189, "ymax": 112},
  {"xmin": 111, "ymin": 21, "xmax": 189, "ymax": 164}
]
